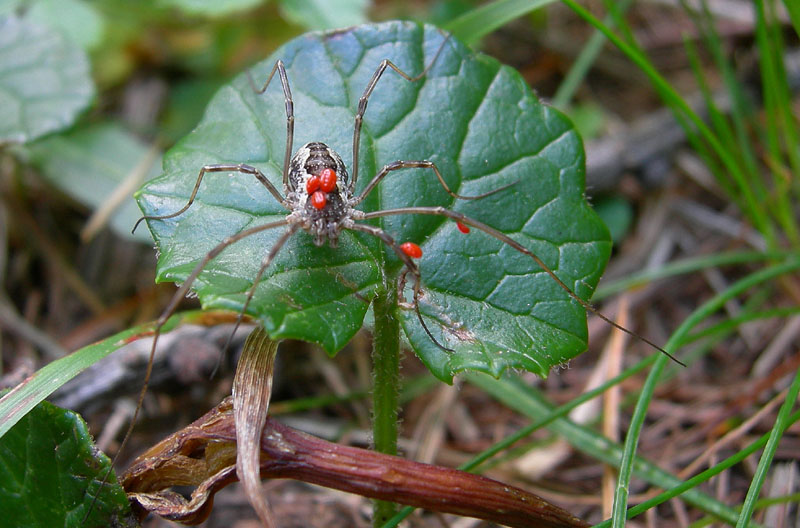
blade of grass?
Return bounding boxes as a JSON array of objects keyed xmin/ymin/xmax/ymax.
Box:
[
  {"xmin": 690, "ymin": 1, "xmax": 761, "ymax": 183},
  {"xmin": 785, "ymin": 0, "xmax": 800, "ymax": 38},
  {"xmin": 756, "ymin": 0, "xmax": 800, "ymax": 245},
  {"xmin": 560, "ymin": 0, "xmax": 776, "ymax": 245},
  {"xmin": 593, "ymin": 250, "xmax": 790, "ymax": 300},
  {"xmin": 467, "ymin": 373, "xmax": 755, "ymax": 526},
  {"xmin": 685, "ymin": 306, "xmax": 800, "ymax": 344},
  {"xmin": 683, "ymin": 36, "xmax": 748, "ymax": 182},
  {"xmin": 612, "ymin": 258, "xmax": 800, "ymax": 526},
  {"xmin": 444, "ymin": 0, "xmax": 554, "ymax": 46},
  {"xmin": 552, "ymin": 0, "xmax": 634, "ymax": 108},
  {"xmin": 0, "ymin": 310, "xmax": 217, "ymax": 439},
  {"xmin": 736, "ymin": 367, "xmax": 800, "ymax": 527},
  {"xmin": 593, "ymin": 410, "xmax": 800, "ymax": 527}
]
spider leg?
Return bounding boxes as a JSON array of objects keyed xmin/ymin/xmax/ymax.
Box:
[
  {"xmin": 350, "ymin": 159, "xmax": 515, "ymax": 207},
  {"xmin": 132, "ymin": 164, "xmax": 287, "ymax": 234},
  {"xmin": 86, "ymin": 218, "xmax": 290, "ymax": 522},
  {"xmin": 225, "ymin": 225, "xmax": 298, "ymax": 528},
  {"xmin": 361, "ymin": 207, "xmax": 686, "ymax": 366},
  {"xmin": 350, "ymin": 34, "xmax": 451, "ymax": 193},
  {"xmin": 220, "ymin": 224, "xmax": 300, "ymax": 361},
  {"xmin": 347, "ymin": 222, "xmax": 453, "ymax": 352},
  {"xmin": 248, "ymin": 60, "xmax": 294, "ymax": 188}
]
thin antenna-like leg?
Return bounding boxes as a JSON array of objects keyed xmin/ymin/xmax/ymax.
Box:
[
  {"xmin": 350, "ymin": 34, "xmax": 451, "ymax": 192},
  {"xmin": 347, "ymin": 222, "xmax": 452, "ymax": 352},
  {"xmin": 351, "ymin": 159, "xmax": 514, "ymax": 207},
  {"xmin": 248, "ymin": 60, "xmax": 294, "ymax": 188},
  {"xmin": 220, "ymin": 224, "xmax": 300, "ymax": 358},
  {"xmin": 84, "ymin": 218, "xmax": 290, "ymax": 523},
  {"xmin": 360, "ymin": 207, "xmax": 685, "ymax": 366},
  {"xmin": 132, "ymin": 164, "xmax": 287, "ymax": 234}
]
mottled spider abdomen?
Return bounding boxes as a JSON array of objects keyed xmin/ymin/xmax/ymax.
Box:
[{"xmin": 287, "ymin": 142, "xmax": 351, "ymax": 246}]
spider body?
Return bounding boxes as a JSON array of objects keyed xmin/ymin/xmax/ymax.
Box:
[{"xmin": 285, "ymin": 141, "xmax": 354, "ymax": 247}]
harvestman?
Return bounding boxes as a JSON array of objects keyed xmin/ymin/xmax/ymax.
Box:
[{"xmin": 101, "ymin": 32, "xmax": 683, "ymax": 522}]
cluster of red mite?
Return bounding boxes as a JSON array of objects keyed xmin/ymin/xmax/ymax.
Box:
[
  {"xmin": 305, "ymin": 167, "xmax": 339, "ymax": 210},
  {"xmin": 306, "ymin": 167, "xmax": 471, "ymax": 261}
]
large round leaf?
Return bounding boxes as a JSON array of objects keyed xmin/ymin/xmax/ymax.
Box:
[{"xmin": 136, "ymin": 21, "xmax": 611, "ymax": 382}]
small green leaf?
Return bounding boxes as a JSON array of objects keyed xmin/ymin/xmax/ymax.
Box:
[
  {"xmin": 0, "ymin": 398, "xmax": 136, "ymax": 528},
  {"xmin": 25, "ymin": 122, "xmax": 161, "ymax": 242},
  {"xmin": 0, "ymin": 15, "xmax": 94, "ymax": 144},
  {"xmin": 278, "ymin": 0, "xmax": 368, "ymax": 30},
  {"xmin": 158, "ymin": 0, "xmax": 264, "ymax": 16},
  {"xmin": 136, "ymin": 21, "xmax": 611, "ymax": 381}
]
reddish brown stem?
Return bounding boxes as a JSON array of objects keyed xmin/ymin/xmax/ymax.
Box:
[{"xmin": 123, "ymin": 399, "xmax": 588, "ymax": 528}]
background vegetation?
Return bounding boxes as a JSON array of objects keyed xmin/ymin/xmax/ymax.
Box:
[{"xmin": 0, "ymin": 0, "xmax": 798, "ymax": 527}]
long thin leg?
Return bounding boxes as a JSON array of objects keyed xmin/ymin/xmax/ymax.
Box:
[
  {"xmin": 350, "ymin": 35, "xmax": 450, "ymax": 193},
  {"xmin": 221, "ymin": 224, "xmax": 300, "ymax": 356},
  {"xmin": 360, "ymin": 207, "xmax": 686, "ymax": 366},
  {"xmin": 248, "ymin": 60, "xmax": 294, "ymax": 188},
  {"xmin": 227, "ymin": 225, "xmax": 297, "ymax": 528},
  {"xmin": 85, "ymin": 218, "xmax": 290, "ymax": 522},
  {"xmin": 132, "ymin": 164, "xmax": 287, "ymax": 234},
  {"xmin": 350, "ymin": 159, "xmax": 514, "ymax": 207},
  {"xmin": 347, "ymin": 222, "xmax": 452, "ymax": 352}
]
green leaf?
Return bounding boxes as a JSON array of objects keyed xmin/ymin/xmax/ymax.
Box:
[
  {"xmin": 27, "ymin": 0, "xmax": 105, "ymax": 50},
  {"xmin": 25, "ymin": 122, "xmax": 161, "ymax": 243},
  {"xmin": 136, "ymin": 21, "xmax": 611, "ymax": 382},
  {"xmin": 0, "ymin": 398, "xmax": 136, "ymax": 528},
  {"xmin": 0, "ymin": 15, "xmax": 94, "ymax": 144},
  {"xmin": 158, "ymin": 0, "xmax": 265, "ymax": 16},
  {"xmin": 277, "ymin": 0, "xmax": 368, "ymax": 31}
]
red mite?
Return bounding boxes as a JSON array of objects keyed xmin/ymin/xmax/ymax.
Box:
[
  {"xmin": 456, "ymin": 221, "xmax": 470, "ymax": 234},
  {"xmin": 306, "ymin": 175, "xmax": 321, "ymax": 193},
  {"xmin": 319, "ymin": 168, "xmax": 337, "ymax": 192},
  {"xmin": 308, "ymin": 169, "xmax": 337, "ymax": 210},
  {"xmin": 400, "ymin": 242, "xmax": 422, "ymax": 259},
  {"xmin": 310, "ymin": 190, "xmax": 326, "ymax": 209}
]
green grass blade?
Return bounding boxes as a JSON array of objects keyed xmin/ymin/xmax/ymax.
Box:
[
  {"xmin": 467, "ymin": 374, "xmax": 749, "ymax": 524},
  {"xmin": 785, "ymin": 0, "xmax": 800, "ymax": 37},
  {"xmin": 593, "ymin": 410, "xmax": 800, "ymax": 527},
  {"xmin": 560, "ymin": 0, "xmax": 775, "ymax": 244},
  {"xmin": 594, "ymin": 250, "xmax": 790, "ymax": 300},
  {"xmin": 0, "ymin": 310, "xmax": 212, "ymax": 440},
  {"xmin": 444, "ymin": 0, "xmax": 554, "ymax": 46},
  {"xmin": 685, "ymin": 307, "xmax": 800, "ymax": 344},
  {"xmin": 736, "ymin": 367, "xmax": 800, "ymax": 527},
  {"xmin": 552, "ymin": 0, "xmax": 634, "ymax": 108},
  {"xmin": 612, "ymin": 258, "xmax": 800, "ymax": 525}
]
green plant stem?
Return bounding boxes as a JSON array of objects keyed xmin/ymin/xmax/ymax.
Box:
[{"xmin": 371, "ymin": 286, "xmax": 401, "ymax": 525}]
